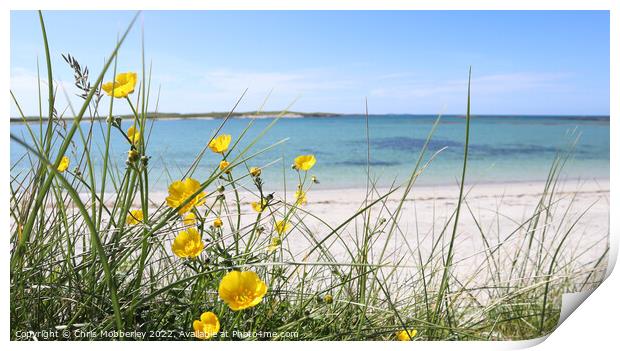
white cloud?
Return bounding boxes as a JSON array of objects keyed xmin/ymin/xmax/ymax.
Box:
[
  {"xmin": 370, "ymin": 72, "xmax": 571, "ymax": 99},
  {"xmin": 199, "ymin": 68, "xmax": 356, "ymax": 95}
]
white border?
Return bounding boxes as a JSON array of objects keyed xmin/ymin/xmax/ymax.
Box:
[{"xmin": 2, "ymin": 1, "xmax": 616, "ymax": 350}]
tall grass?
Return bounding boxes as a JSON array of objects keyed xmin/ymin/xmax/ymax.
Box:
[{"xmin": 10, "ymin": 12, "xmax": 608, "ymax": 340}]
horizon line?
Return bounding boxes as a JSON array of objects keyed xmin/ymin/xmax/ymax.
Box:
[{"xmin": 10, "ymin": 111, "xmax": 610, "ymax": 121}]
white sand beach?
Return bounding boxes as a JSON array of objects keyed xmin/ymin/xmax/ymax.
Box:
[{"xmin": 117, "ymin": 178, "xmax": 609, "ymax": 285}]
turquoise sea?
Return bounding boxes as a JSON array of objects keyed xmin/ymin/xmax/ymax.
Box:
[{"xmin": 10, "ymin": 115, "xmax": 610, "ymax": 191}]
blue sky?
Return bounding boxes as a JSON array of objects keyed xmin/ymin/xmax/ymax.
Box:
[{"xmin": 10, "ymin": 10, "xmax": 609, "ymax": 116}]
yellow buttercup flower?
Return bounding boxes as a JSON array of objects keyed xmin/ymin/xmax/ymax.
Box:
[
  {"xmin": 275, "ymin": 220, "xmax": 290, "ymax": 235},
  {"xmin": 166, "ymin": 178, "xmax": 206, "ymax": 215},
  {"xmin": 293, "ymin": 154, "xmax": 316, "ymax": 171},
  {"xmin": 57, "ymin": 156, "xmax": 70, "ymax": 172},
  {"xmin": 208, "ymin": 134, "xmax": 232, "ymax": 154},
  {"xmin": 268, "ymin": 237, "xmax": 281, "ymax": 253},
  {"xmin": 127, "ymin": 125, "xmax": 141, "ymax": 145},
  {"xmin": 294, "ymin": 188, "xmax": 307, "ymax": 206},
  {"xmin": 102, "ymin": 72, "xmax": 138, "ymax": 98},
  {"xmin": 213, "ymin": 217, "xmax": 223, "ymax": 228},
  {"xmin": 219, "ymin": 160, "xmax": 231, "ymax": 173},
  {"xmin": 251, "ymin": 199, "xmax": 268, "ymax": 213},
  {"xmin": 193, "ymin": 311, "xmax": 220, "ymax": 340},
  {"xmin": 183, "ymin": 212, "xmax": 197, "ymax": 226},
  {"xmin": 249, "ymin": 167, "xmax": 261, "ymax": 177},
  {"xmin": 323, "ymin": 294, "xmax": 334, "ymax": 304},
  {"xmin": 218, "ymin": 270, "xmax": 268, "ymax": 311},
  {"xmin": 171, "ymin": 227, "xmax": 204, "ymax": 258},
  {"xmin": 396, "ymin": 329, "xmax": 417, "ymax": 341},
  {"xmin": 126, "ymin": 209, "xmax": 143, "ymax": 225}
]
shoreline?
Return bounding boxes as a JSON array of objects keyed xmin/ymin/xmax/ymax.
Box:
[
  {"xmin": 131, "ymin": 177, "xmax": 611, "ymax": 202},
  {"xmin": 261, "ymin": 175, "xmax": 611, "ymax": 192},
  {"xmin": 78, "ymin": 178, "xmax": 611, "ymax": 208}
]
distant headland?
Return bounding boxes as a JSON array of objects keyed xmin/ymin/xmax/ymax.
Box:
[{"xmin": 10, "ymin": 112, "xmax": 609, "ymax": 123}]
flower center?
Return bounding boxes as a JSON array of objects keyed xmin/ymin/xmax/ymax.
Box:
[{"xmin": 233, "ymin": 289, "xmax": 255, "ymax": 304}]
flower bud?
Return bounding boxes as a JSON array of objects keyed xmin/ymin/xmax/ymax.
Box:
[
  {"xmin": 250, "ymin": 167, "xmax": 261, "ymax": 177},
  {"xmin": 213, "ymin": 217, "xmax": 223, "ymax": 228},
  {"xmin": 323, "ymin": 294, "xmax": 334, "ymax": 304}
]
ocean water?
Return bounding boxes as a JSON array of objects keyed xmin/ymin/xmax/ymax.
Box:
[{"xmin": 10, "ymin": 115, "xmax": 610, "ymax": 191}]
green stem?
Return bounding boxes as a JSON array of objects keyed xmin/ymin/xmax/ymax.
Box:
[
  {"xmin": 12, "ymin": 11, "xmax": 140, "ymax": 270},
  {"xmin": 430, "ymin": 67, "xmax": 472, "ymax": 337},
  {"xmin": 11, "ymin": 136, "xmax": 125, "ymax": 336}
]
